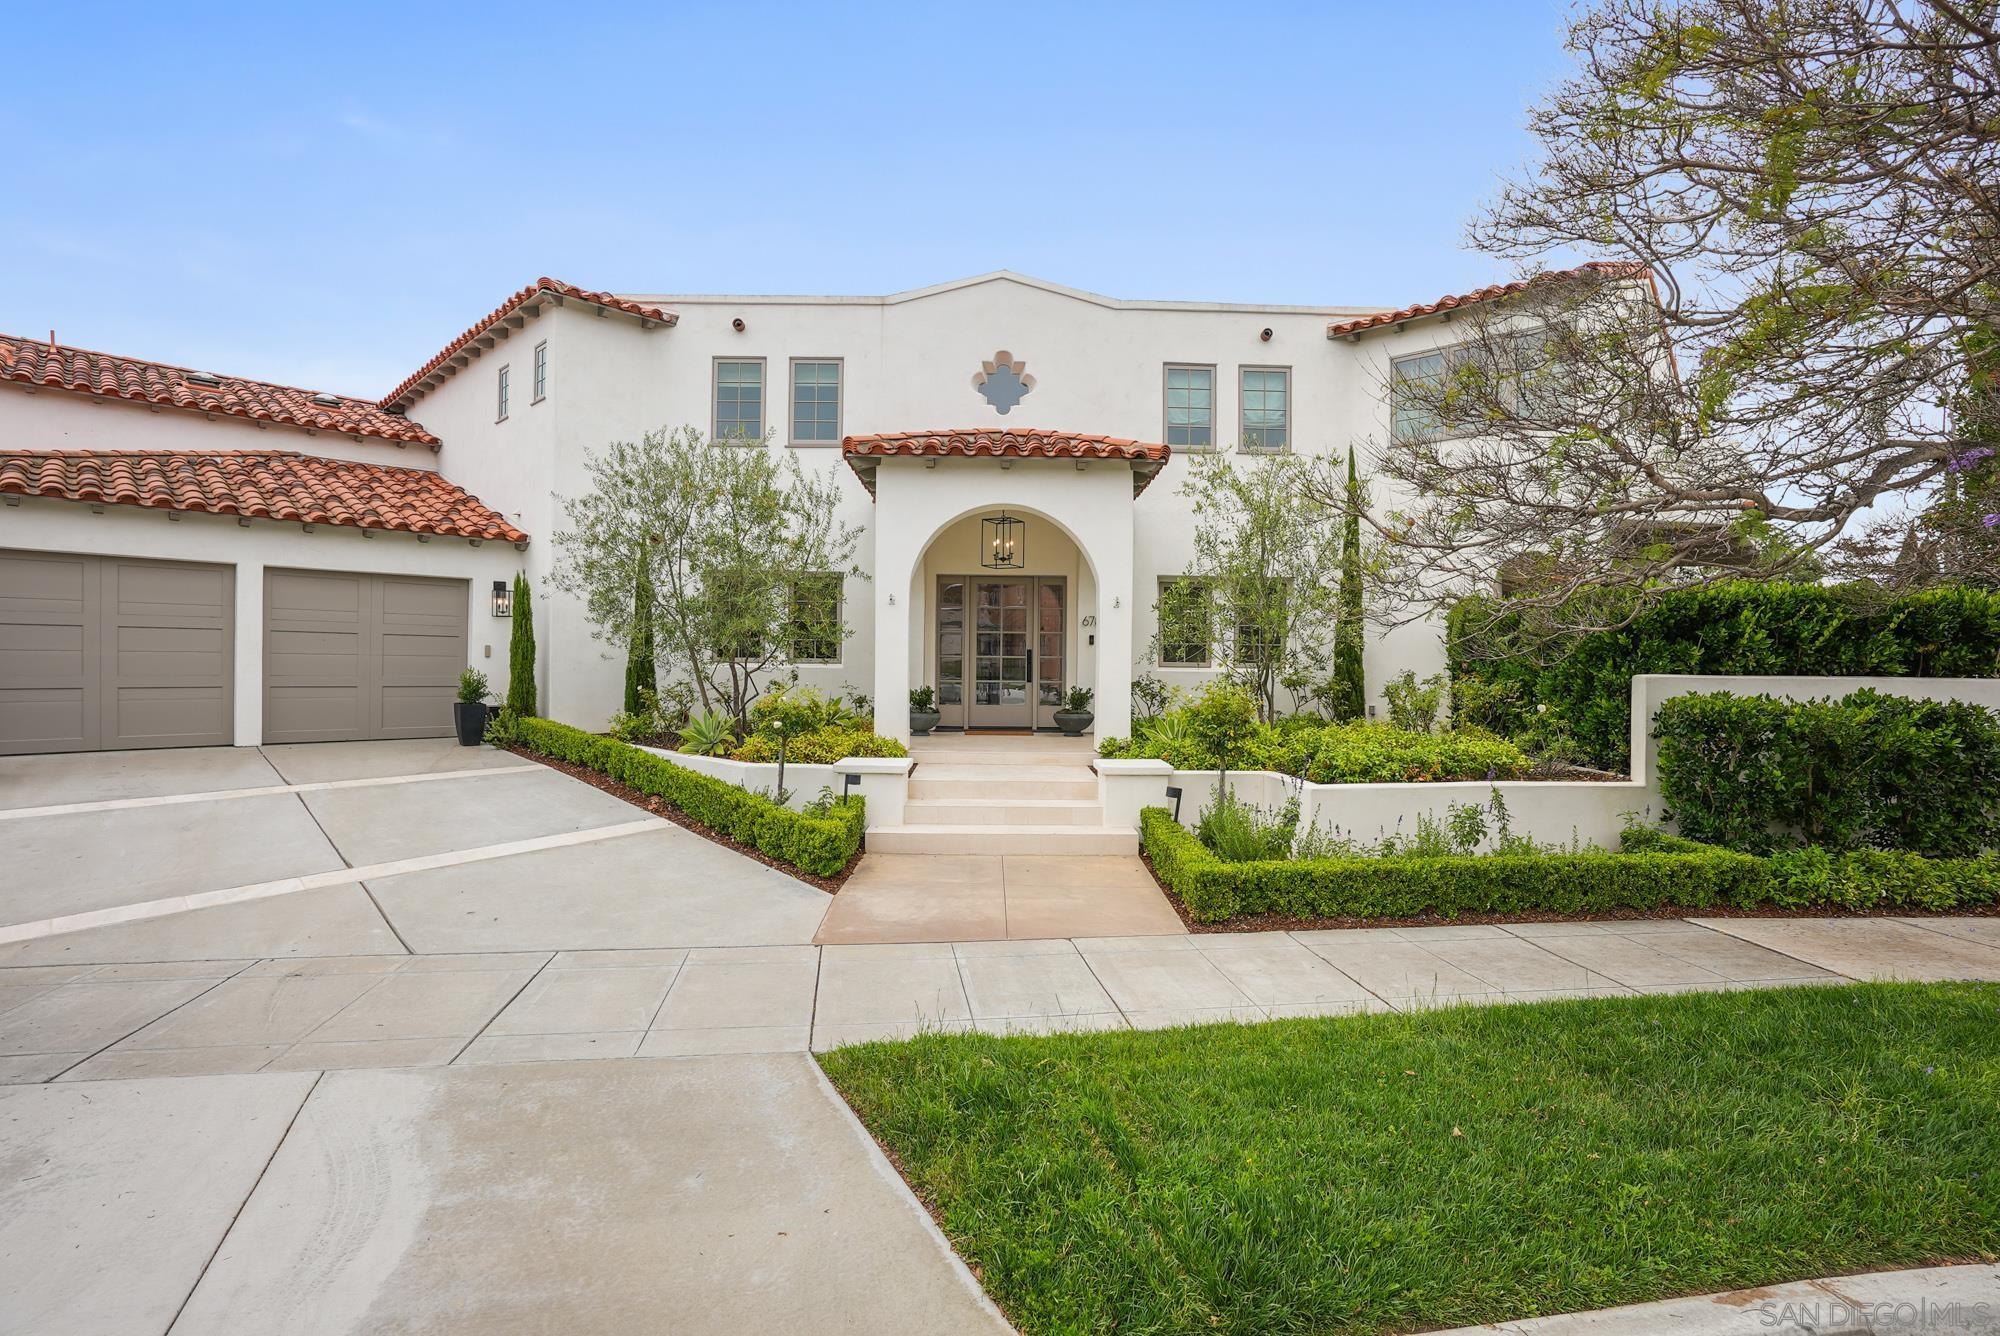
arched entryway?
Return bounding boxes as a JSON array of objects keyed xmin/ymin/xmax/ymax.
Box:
[{"xmin": 851, "ymin": 439, "xmax": 1157, "ymax": 742}]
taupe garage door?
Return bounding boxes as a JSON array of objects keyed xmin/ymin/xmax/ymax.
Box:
[
  {"xmin": 262, "ymin": 570, "xmax": 468, "ymax": 744},
  {"xmin": 0, "ymin": 549, "xmax": 235, "ymax": 755}
]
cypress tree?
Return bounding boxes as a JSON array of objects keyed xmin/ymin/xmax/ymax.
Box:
[
  {"xmin": 623, "ymin": 558, "xmax": 657, "ymax": 715},
  {"xmin": 506, "ymin": 571, "xmax": 538, "ymax": 717},
  {"xmin": 1331, "ymin": 450, "xmax": 1367, "ymax": 722}
]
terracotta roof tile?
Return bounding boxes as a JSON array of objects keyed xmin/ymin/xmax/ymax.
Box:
[
  {"xmin": 0, "ymin": 450, "xmax": 527, "ymax": 543},
  {"xmin": 841, "ymin": 429, "xmax": 1170, "ymax": 496},
  {"xmin": 1325, "ymin": 261, "xmax": 1651, "ymax": 339},
  {"xmin": 0, "ymin": 333, "xmax": 438, "ymax": 445},
  {"xmin": 382, "ymin": 278, "xmax": 676, "ymax": 409}
]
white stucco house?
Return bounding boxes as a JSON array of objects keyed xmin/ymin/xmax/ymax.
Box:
[{"xmin": 0, "ymin": 266, "xmax": 1640, "ymax": 756}]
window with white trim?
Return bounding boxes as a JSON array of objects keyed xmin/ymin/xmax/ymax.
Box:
[
  {"xmin": 532, "ymin": 341, "xmax": 548, "ymax": 402},
  {"xmin": 496, "ymin": 365, "xmax": 510, "ymax": 421}
]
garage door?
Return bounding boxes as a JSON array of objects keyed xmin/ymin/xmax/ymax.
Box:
[
  {"xmin": 263, "ymin": 570, "xmax": 468, "ymax": 744},
  {"xmin": 0, "ymin": 549, "xmax": 235, "ymax": 755}
]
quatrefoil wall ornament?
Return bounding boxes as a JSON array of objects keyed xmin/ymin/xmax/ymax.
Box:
[{"xmin": 971, "ymin": 350, "xmax": 1036, "ymax": 415}]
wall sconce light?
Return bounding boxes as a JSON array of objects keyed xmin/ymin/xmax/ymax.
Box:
[
  {"xmin": 981, "ymin": 512, "xmax": 1026, "ymax": 569},
  {"xmin": 491, "ymin": 580, "xmax": 513, "ymax": 618}
]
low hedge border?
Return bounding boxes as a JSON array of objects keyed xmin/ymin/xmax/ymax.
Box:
[
  {"xmin": 513, "ymin": 717, "xmax": 864, "ymax": 878},
  {"xmin": 1140, "ymin": 807, "xmax": 2000, "ymax": 924}
]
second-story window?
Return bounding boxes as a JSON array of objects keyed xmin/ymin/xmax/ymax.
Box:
[
  {"xmin": 791, "ymin": 359, "xmax": 842, "ymax": 444},
  {"xmin": 496, "ymin": 365, "xmax": 510, "ymax": 421},
  {"xmin": 1240, "ymin": 366, "xmax": 1289, "ymax": 451},
  {"xmin": 532, "ymin": 341, "xmax": 548, "ymax": 402},
  {"xmin": 1164, "ymin": 365, "xmax": 1214, "ymax": 450},
  {"xmin": 714, "ymin": 359, "xmax": 765, "ymax": 441}
]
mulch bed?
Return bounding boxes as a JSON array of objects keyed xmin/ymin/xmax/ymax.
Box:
[
  {"xmin": 1138, "ymin": 850, "xmax": 2000, "ymax": 934},
  {"xmin": 505, "ymin": 744, "xmax": 859, "ymax": 894}
]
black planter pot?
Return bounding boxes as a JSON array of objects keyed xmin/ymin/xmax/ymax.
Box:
[
  {"xmin": 910, "ymin": 709, "xmax": 941, "ymax": 736},
  {"xmin": 454, "ymin": 701, "xmax": 490, "ymax": 746},
  {"xmin": 1052, "ymin": 709, "xmax": 1094, "ymax": 737}
]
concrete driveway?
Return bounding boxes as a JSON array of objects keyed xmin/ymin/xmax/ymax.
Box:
[{"xmin": 0, "ymin": 741, "xmax": 1007, "ymax": 1336}]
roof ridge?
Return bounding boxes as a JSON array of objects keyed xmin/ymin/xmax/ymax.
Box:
[{"xmin": 0, "ymin": 331, "xmax": 387, "ymax": 406}]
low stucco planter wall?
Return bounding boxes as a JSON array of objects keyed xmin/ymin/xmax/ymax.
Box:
[
  {"xmin": 637, "ymin": 745, "xmax": 911, "ymax": 829},
  {"xmin": 1098, "ymin": 673, "xmax": 2000, "ymax": 854}
]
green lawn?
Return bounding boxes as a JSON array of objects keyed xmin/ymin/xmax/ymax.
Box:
[{"xmin": 820, "ymin": 983, "xmax": 2000, "ymax": 1335}]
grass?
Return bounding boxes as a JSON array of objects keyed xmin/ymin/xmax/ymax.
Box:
[{"xmin": 820, "ymin": 983, "xmax": 2000, "ymax": 1335}]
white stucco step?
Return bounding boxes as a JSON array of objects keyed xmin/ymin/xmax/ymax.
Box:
[
  {"xmin": 902, "ymin": 798, "xmax": 1106, "ymax": 827},
  {"xmin": 907, "ymin": 763, "xmax": 1099, "ymax": 785},
  {"xmin": 907, "ymin": 742, "xmax": 1097, "ymax": 767},
  {"xmin": 908, "ymin": 776, "xmax": 1099, "ymax": 802},
  {"xmin": 866, "ymin": 824, "xmax": 1139, "ymax": 856}
]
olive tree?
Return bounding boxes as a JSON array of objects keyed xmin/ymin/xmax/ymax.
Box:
[{"xmin": 551, "ymin": 427, "xmax": 862, "ymax": 725}]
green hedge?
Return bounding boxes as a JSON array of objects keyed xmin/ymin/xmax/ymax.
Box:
[
  {"xmin": 1100, "ymin": 717, "xmax": 1531, "ymax": 783},
  {"xmin": 1655, "ymin": 689, "xmax": 2000, "ymax": 856},
  {"xmin": 512, "ymin": 717, "xmax": 864, "ymax": 877},
  {"xmin": 1448, "ymin": 583, "xmax": 2000, "ymax": 770},
  {"xmin": 1140, "ymin": 807, "xmax": 2000, "ymax": 923}
]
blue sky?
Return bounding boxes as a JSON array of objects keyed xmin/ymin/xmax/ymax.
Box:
[{"xmin": 6, "ymin": 2, "xmax": 1577, "ymax": 398}]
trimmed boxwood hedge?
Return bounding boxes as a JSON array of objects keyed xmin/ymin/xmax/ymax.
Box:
[
  {"xmin": 1448, "ymin": 582, "xmax": 2000, "ymax": 770},
  {"xmin": 513, "ymin": 717, "xmax": 864, "ymax": 877},
  {"xmin": 1141, "ymin": 807, "xmax": 2000, "ymax": 923}
]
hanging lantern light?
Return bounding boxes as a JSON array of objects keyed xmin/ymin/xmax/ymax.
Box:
[{"xmin": 980, "ymin": 512, "xmax": 1026, "ymax": 569}]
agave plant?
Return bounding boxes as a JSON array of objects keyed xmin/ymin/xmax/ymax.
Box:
[{"xmin": 676, "ymin": 710, "xmax": 736, "ymax": 757}]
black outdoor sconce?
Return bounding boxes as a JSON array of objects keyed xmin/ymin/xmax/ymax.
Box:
[{"xmin": 491, "ymin": 580, "xmax": 513, "ymax": 618}]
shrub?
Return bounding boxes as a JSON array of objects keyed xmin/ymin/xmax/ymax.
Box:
[
  {"xmin": 749, "ymin": 684, "xmax": 859, "ymax": 738},
  {"xmin": 511, "ymin": 717, "xmax": 863, "ymax": 876},
  {"xmin": 456, "ymin": 668, "xmax": 490, "ymax": 705},
  {"xmin": 1196, "ymin": 791, "xmax": 1297, "ymax": 862},
  {"xmin": 1383, "ymin": 670, "xmax": 1447, "ymax": 733},
  {"xmin": 1448, "ymin": 581, "xmax": 2000, "ymax": 769},
  {"xmin": 676, "ymin": 710, "xmax": 736, "ymax": 757},
  {"xmin": 1656, "ymin": 689, "xmax": 2000, "ymax": 855},
  {"xmin": 505, "ymin": 572, "xmax": 538, "ymax": 716},
  {"xmin": 1302, "ymin": 723, "xmax": 1531, "ymax": 784},
  {"xmin": 1141, "ymin": 808, "xmax": 2000, "ymax": 923}
]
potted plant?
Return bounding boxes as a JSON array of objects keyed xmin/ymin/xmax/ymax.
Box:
[
  {"xmin": 909, "ymin": 685, "xmax": 940, "ymax": 736},
  {"xmin": 454, "ymin": 668, "xmax": 492, "ymax": 746},
  {"xmin": 1053, "ymin": 685, "xmax": 1095, "ymax": 737}
]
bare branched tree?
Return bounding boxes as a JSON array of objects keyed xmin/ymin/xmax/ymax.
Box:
[{"xmin": 1365, "ymin": 0, "xmax": 2000, "ymax": 649}]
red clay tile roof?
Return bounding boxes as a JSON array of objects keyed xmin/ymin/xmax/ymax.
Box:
[
  {"xmin": 0, "ymin": 450, "xmax": 527, "ymax": 543},
  {"xmin": 382, "ymin": 278, "xmax": 677, "ymax": 410},
  {"xmin": 0, "ymin": 332, "xmax": 439, "ymax": 446},
  {"xmin": 841, "ymin": 429, "xmax": 1171, "ymax": 496},
  {"xmin": 1325, "ymin": 261, "xmax": 1652, "ymax": 339}
]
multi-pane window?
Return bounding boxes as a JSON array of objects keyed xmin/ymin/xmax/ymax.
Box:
[
  {"xmin": 1239, "ymin": 367, "xmax": 1289, "ymax": 451},
  {"xmin": 790, "ymin": 360, "xmax": 841, "ymax": 444},
  {"xmin": 713, "ymin": 359, "xmax": 765, "ymax": 441},
  {"xmin": 785, "ymin": 573, "xmax": 843, "ymax": 664},
  {"xmin": 1390, "ymin": 349, "xmax": 1448, "ymax": 444},
  {"xmin": 532, "ymin": 341, "xmax": 548, "ymax": 402},
  {"xmin": 1235, "ymin": 580, "xmax": 1288, "ymax": 663},
  {"xmin": 1157, "ymin": 578, "xmax": 1211, "ymax": 667},
  {"xmin": 1163, "ymin": 365, "xmax": 1214, "ymax": 449},
  {"xmin": 496, "ymin": 365, "xmax": 510, "ymax": 421}
]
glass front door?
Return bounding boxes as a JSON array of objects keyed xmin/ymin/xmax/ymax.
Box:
[
  {"xmin": 971, "ymin": 579, "xmax": 1033, "ymax": 728},
  {"xmin": 935, "ymin": 575, "xmax": 1066, "ymax": 730}
]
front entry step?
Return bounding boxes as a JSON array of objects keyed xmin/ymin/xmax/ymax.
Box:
[
  {"xmin": 867, "ymin": 824, "xmax": 1140, "ymax": 856},
  {"xmin": 902, "ymin": 798, "xmax": 1106, "ymax": 827}
]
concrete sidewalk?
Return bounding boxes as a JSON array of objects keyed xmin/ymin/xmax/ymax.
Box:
[
  {"xmin": 1, "ymin": 1056, "xmax": 1011, "ymax": 1336},
  {"xmin": 1437, "ymin": 1262, "xmax": 2000, "ymax": 1333}
]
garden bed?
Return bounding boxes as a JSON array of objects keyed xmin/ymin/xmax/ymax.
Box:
[
  {"xmin": 821, "ymin": 981, "xmax": 2000, "ymax": 1335},
  {"xmin": 1141, "ymin": 808, "xmax": 2000, "ymax": 928},
  {"xmin": 502, "ymin": 717, "xmax": 866, "ymax": 887}
]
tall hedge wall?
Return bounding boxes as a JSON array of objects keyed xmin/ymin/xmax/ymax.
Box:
[{"xmin": 1447, "ymin": 583, "xmax": 2000, "ymax": 771}]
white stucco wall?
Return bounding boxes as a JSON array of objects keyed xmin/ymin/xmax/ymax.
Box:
[{"xmin": 0, "ymin": 495, "xmax": 520, "ymax": 745}]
